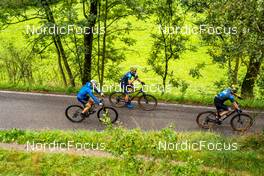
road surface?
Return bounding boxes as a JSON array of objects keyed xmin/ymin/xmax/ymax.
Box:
[{"xmin": 0, "ymin": 90, "xmax": 263, "ymax": 135}]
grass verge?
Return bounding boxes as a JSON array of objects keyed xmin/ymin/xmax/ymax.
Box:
[{"xmin": 0, "ymin": 128, "xmax": 263, "ymax": 175}]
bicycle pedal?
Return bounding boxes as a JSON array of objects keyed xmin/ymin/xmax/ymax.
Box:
[
  {"xmin": 80, "ymin": 113, "xmax": 86, "ymax": 118},
  {"xmin": 216, "ymin": 121, "xmax": 222, "ymax": 125},
  {"xmin": 215, "ymin": 119, "xmax": 222, "ymax": 125},
  {"xmin": 88, "ymin": 110, "xmax": 96, "ymax": 115}
]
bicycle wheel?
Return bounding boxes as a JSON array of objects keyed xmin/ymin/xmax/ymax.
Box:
[
  {"xmin": 109, "ymin": 92, "xmax": 126, "ymax": 107},
  {"xmin": 65, "ymin": 105, "xmax": 85, "ymax": 122},
  {"xmin": 138, "ymin": 94, "xmax": 157, "ymax": 111},
  {"xmin": 97, "ymin": 107, "xmax": 118, "ymax": 123},
  {"xmin": 231, "ymin": 113, "xmax": 253, "ymax": 131},
  {"xmin": 196, "ymin": 111, "xmax": 217, "ymax": 129}
]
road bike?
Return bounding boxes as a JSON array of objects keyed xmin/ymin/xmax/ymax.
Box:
[
  {"xmin": 109, "ymin": 83, "xmax": 157, "ymax": 111},
  {"xmin": 196, "ymin": 103, "xmax": 253, "ymax": 132},
  {"xmin": 65, "ymin": 99, "xmax": 118, "ymax": 123}
]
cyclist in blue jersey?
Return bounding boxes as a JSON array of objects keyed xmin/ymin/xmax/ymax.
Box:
[
  {"xmin": 120, "ymin": 67, "xmax": 145, "ymax": 108},
  {"xmin": 214, "ymin": 85, "xmax": 242, "ymax": 121},
  {"xmin": 77, "ymin": 80, "xmax": 104, "ymax": 116}
]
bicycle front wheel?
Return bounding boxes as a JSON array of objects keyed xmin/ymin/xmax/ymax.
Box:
[
  {"xmin": 65, "ymin": 105, "xmax": 85, "ymax": 123},
  {"xmin": 109, "ymin": 92, "xmax": 126, "ymax": 108},
  {"xmin": 97, "ymin": 107, "xmax": 118, "ymax": 124},
  {"xmin": 231, "ymin": 113, "xmax": 253, "ymax": 131},
  {"xmin": 138, "ymin": 94, "xmax": 157, "ymax": 111}
]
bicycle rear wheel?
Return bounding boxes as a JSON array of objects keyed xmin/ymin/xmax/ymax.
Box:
[
  {"xmin": 65, "ymin": 105, "xmax": 85, "ymax": 122},
  {"xmin": 97, "ymin": 107, "xmax": 118, "ymax": 124},
  {"xmin": 109, "ymin": 92, "xmax": 126, "ymax": 107},
  {"xmin": 196, "ymin": 111, "xmax": 217, "ymax": 129},
  {"xmin": 231, "ymin": 113, "xmax": 253, "ymax": 131},
  {"xmin": 138, "ymin": 94, "xmax": 157, "ymax": 111}
]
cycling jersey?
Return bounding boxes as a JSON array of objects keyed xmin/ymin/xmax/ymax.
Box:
[
  {"xmin": 215, "ymin": 88, "xmax": 235, "ymax": 103},
  {"xmin": 77, "ymin": 82, "xmax": 100, "ymax": 105},
  {"xmin": 120, "ymin": 71, "xmax": 138, "ymax": 84}
]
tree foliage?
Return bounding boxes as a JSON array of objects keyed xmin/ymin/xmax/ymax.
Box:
[
  {"xmin": 148, "ymin": 0, "xmax": 188, "ymax": 93},
  {"xmin": 186, "ymin": 0, "xmax": 264, "ymax": 98}
]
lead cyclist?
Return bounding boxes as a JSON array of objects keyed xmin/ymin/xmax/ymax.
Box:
[{"xmin": 120, "ymin": 66, "xmax": 145, "ymax": 108}]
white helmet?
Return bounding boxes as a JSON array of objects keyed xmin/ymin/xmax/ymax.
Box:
[{"xmin": 90, "ymin": 80, "xmax": 97, "ymax": 87}]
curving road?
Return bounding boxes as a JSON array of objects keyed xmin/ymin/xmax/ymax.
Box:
[{"xmin": 0, "ymin": 90, "xmax": 263, "ymax": 135}]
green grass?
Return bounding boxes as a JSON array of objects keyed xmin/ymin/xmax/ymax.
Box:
[
  {"xmin": 0, "ymin": 128, "xmax": 264, "ymax": 175},
  {"xmin": 0, "ymin": 148, "xmax": 231, "ymax": 176},
  {"xmin": 0, "ymin": 82, "xmax": 77, "ymax": 95}
]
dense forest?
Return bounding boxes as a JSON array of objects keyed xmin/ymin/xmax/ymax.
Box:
[{"xmin": 0, "ymin": 0, "xmax": 263, "ymax": 102}]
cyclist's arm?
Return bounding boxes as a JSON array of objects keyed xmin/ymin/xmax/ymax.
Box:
[
  {"xmin": 94, "ymin": 87, "xmax": 104, "ymax": 97},
  {"xmin": 230, "ymin": 96, "xmax": 239, "ymax": 110},
  {"xmin": 130, "ymin": 78, "xmax": 142, "ymax": 84},
  {"xmin": 232, "ymin": 101, "xmax": 239, "ymax": 110},
  {"xmin": 93, "ymin": 86, "xmax": 101, "ymax": 94},
  {"xmin": 136, "ymin": 78, "xmax": 143, "ymax": 83},
  {"xmin": 233, "ymin": 93, "xmax": 242, "ymax": 100},
  {"xmin": 87, "ymin": 90, "xmax": 100, "ymax": 105},
  {"xmin": 131, "ymin": 74, "xmax": 143, "ymax": 84}
]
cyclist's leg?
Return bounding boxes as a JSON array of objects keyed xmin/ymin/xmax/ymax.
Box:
[
  {"xmin": 121, "ymin": 82, "xmax": 133, "ymax": 108},
  {"xmin": 214, "ymin": 97, "xmax": 221, "ymax": 117},
  {"xmin": 82, "ymin": 98, "xmax": 94, "ymax": 114},
  {"xmin": 214, "ymin": 97, "xmax": 229, "ymax": 118},
  {"xmin": 218, "ymin": 105, "xmax": 230, "ymax": 117},
  {"xmin": 121, "ymin": 82, "xmax": 129, "ymax": 103},
  {"xmin": 219, "ymin": 105, "xmax": 230, "ymax": 117},
  {"xmin": 77, "ymin": 97, "xmax": 87, "ymax": 107}
]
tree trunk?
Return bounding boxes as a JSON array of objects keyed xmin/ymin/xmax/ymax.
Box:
[
  {"xmin": 160, "ymin": 20, "xmax": 168, "ymax": 94},
  {"xmin": 100, "ymin": 0, "xmax": 107, "ymax": 89},
  {"xmin": 82, "ymin": 0, "xmax": 98, "ymax": 85},
  {"xmin": 56, "ymin": 38, "xmax": 75, "ymax": 87},
  {"xmin": 241, "ymin": 56, "xmax": 261, "ymax": 98},
  {"xmin": 97, "ymin": 0, "xmax": 101, "ymax": 86},
  {"xmin": 53, "ymin": 38, "xmax": 67, "ymax": 87},
  {"xmin": 233, "ymin": 57, "xmax": 240, "ymax": 84},
  {"xmin": 40, "ymin": 0, "xmax": 75, "ymax": 87},
  {"xmin": 229, "ymin": 57, "xmax": 240, "ymax": 85}
]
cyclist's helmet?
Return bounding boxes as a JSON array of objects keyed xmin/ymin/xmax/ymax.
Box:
[
  {"xmin": 90, "ymin": 80, "xmax": 98, "ymax": 88},
  {"xmin": 130, "ymin": 66, "xmax": 137, "ymax": 72},
  {"xmin": 231, "ymin": 84, "xmax": 238, "ymax": 94}
]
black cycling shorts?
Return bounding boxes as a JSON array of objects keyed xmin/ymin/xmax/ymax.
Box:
[{"xmin": 214, "ymin": 97, "xmax": 228, "ymax": 111}]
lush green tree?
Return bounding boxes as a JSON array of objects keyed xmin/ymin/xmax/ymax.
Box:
[
  {"xmin": 148, "ymin": 0, "xmax": 188, "ymax": 93},
  {"xmin": 0, "ymin": 42, "xmax": 33, "ymax": 84},
  {"xmin": 0, "ymin": 0, "xmax": 76, "ymax": 87},
  {"xmin": 184, "ymin": 0, "xmax": 264, "ymax": 98},
  {"xmin": 96, "ymin": 0, "xmax": 143, "ymax": 88}
]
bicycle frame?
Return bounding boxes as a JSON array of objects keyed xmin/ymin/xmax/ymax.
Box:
[
  {"xmin": 80, "ymin": 99, "xmax": 105, "ymax": 110},
  {"xmin": 128, "ymin": 88, "xmax": 145, "ymax": 101},
  {"xmin": 217, "ymin": 101, "xmax": 242, "ymax": 122},
  {"xmin": 220, "ymin": 110, "xmax": 237, "ymax": 121}
]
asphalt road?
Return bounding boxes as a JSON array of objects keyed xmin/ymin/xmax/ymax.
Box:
[{"xmin": 0, "ymin": 90, "xmax": 263, "ymax": 135}]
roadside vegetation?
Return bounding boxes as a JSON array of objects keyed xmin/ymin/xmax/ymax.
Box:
[{"xmin": 0, "ymin": 128, "xmax": 263, "ymax": 175}]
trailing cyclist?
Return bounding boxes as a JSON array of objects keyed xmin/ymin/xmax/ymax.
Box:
[
  {"xmin": 77, "ymin": 80, "xmax": 104, "ymax": 117},
  {"xmin": 120, "ymin": 66, "xmax": 145, "ymax": 108},
  {"xmin": 214, "ymin": 84, "xmax": 242, "ymax": 122}
]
